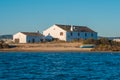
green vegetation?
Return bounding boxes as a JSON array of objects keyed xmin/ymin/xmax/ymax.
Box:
[{"xmin": 83, "ymin": 38, "xmax": 120, "ymax": 51}]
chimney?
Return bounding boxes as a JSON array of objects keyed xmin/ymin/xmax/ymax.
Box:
[{"xmin": 71, "ymin": 25, "xmax": 73, "ymax": 31}]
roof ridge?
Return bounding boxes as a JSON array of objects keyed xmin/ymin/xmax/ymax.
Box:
[
  {"xmin": 55, "ymin": 24, "xmax": 95, "ymax": 32},
  {"xmin": 20, "ymin": 32, "xmax": 43, "ymax": 36}
]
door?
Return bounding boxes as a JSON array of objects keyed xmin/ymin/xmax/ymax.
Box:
[{"xmin": 15, "ymin": 39, "xmax": 19, "ymax": 43}]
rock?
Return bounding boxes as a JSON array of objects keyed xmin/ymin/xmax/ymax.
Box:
[{"xmin": 2, "ymin": 43, "xmax": 9, "ymax": 48}]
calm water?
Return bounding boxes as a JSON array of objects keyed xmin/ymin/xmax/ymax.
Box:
[{"xmin": 0, "ymin": 52, "xmax": 120, "ymax": 80}]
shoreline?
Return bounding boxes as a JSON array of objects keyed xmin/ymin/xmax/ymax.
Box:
[
  {"xmin": 0, "ymin": 48, "xmax": 120, "ymax": 53},
  {"xmin": 0, "ymin": 43, "xmax": 120, "ymax": 53},
  {"xmin": 0, "ymin": 47, "xmax": 92, "ymax": 52}
]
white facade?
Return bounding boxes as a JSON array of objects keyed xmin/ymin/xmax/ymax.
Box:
[
  {"xmin": 43, "ymin": 24, "xmax": 98, "ymax": 42},
  {"xmin": 13, "ymin": 32, "xmax": 44, "ymax": 43},
  {"xmin": 113, "ymin": 39, "xmax": 120, "ymax": 42},
  {"xmin": 43, "ymin": 25, "xmax": 67, "ymax": 41}
]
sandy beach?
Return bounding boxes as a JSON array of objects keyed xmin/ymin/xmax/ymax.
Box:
[{"xmin": 0, "ymin": 42, "xmax": 92, "ymax": 52}]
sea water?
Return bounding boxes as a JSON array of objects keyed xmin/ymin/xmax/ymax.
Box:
[{"xmin": 0, "ymin": 52, "xmax": 120, "ymax": 80}]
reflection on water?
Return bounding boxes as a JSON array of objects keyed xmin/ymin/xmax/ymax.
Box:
[{"xmin": 0, "ymin": 52, "xmax": 120, "ymax": 79}]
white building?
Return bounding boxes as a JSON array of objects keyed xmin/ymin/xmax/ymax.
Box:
[
  {"xmin": 43, "ymin": 24, "xmax": 97, "ymax": 41},
  {"xmin": 113, "ymin": 39, "xmax": 120, "ymax": 42},
  {"xmin": 13, "ymin": 32, "xmax": 44, "ymax": 43}
]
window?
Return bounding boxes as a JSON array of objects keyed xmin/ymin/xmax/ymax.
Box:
[
  {"xmin": 85, "ymin": 33, "xmax": 87, "ymax": 37},
  {"xmin": 91, "ymin": 33, "xmax": 93, "ymax": 37},
  {"xmin": 78, "ymin": 32, "xmax": 80, "ymax": 36},
  {"xmin": 32, "ymin": 38, "xmax": 35, "ymax": 43},
  {"xmin": 70, "ymin": 32, "xmax": 73, "ymax": 36},
  {"xmin": 40, "ymin": 39, "xmax": 43, "ymax": 42},
  {"xmin": 60, "ymin": 32, "xmax": 63, "ymax": 36},
  {"xmin": 15, "ymin": 39, "xmax": 19, "ymax": 43},
  {"xmin": 28, "ymin": 40, "xmax": 30, "ymax": 43}
]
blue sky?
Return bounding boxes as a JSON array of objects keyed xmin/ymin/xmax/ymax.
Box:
[{"xmin": 0, "ymin": 0, "xmax": 120, "ymax": 37}]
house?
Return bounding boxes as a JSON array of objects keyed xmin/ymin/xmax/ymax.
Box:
[
  {"xmin": 113, "ymin": 39, "xmax": 120, "ymax": 42},
  {"xmin": 13, "ymin": 32, "xmax": 44, "ymax": 43},
  {"xmin": 43, "ymin": 24, "xmax": 97, "ymax": 41}
]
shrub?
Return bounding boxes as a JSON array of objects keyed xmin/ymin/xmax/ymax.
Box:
[
  {"xmin": 83, "ymin": 38, "xmax": 97, "ymax": 44},
  {"xmin": 0, "ymin": 40, "xmax": 10, "ymax": 48},
  {"xmin": 85, "ymin": 38, "xmax": 120, "ymax": 51},
  {"xmin": 2, "ymin": 43, "xmax": 9, "ymax": 48}
]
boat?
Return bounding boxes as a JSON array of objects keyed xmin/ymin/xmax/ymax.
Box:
[{"xmin": 80, "ymin": 44, "xmax": 95, "ymax": 48}]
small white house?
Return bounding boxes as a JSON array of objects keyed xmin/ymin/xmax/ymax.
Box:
[
  {"xmin": 113, "ymin": 39, "xmax": 120, "ymax": 42},
  {"xmin": 43, "ymin": 24, "xmax": 98, "ymax": 41},
  {"xmin": 13, "ymin": 32, "xmax": 44, "ymax": 43}
]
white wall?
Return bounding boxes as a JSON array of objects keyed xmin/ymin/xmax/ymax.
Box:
[
  {"xmin": 13, "ymin": 32, "xmax": 26, "ymax": 43},
  {"xmin": 113, "ymin": 39, "xmax": 120, "ymax": 42},
  {"xmin": 13, "ymin": 32, "xmax": 44, "ymax": 43},
  {"xmin": 43, "ymin": 25, "xmax": 67, "ymax": 41}
]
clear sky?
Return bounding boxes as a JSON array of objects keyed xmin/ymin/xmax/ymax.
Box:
[{"xmin": 0, "ymin": 0, "xmax": 120, "ymax": 37}]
